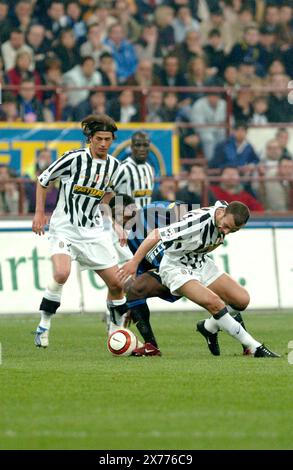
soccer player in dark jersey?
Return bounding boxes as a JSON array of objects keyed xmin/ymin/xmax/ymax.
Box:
[
  {"xmin": 32, "ymin": 114, "xmax": 128, "ymax": 348},
  {"xmin": 119, "ymin": 200, "xmax": 280, "ymax": 358}
]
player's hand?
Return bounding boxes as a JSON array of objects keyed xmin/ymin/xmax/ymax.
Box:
[
  {"xmin": 118, "ymin": 259, "xmax": 138, "ymax": 282},
  {"xmin": 32, "ymin": 212, "xmax": 48, "ymax": 235}
]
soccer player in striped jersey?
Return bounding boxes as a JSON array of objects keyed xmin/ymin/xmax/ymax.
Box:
[
  {"xmin": 32, "ymin": 114, "xmax": 128, "ymax": 348},
  {"xmin": 114, "ymin": 131, "xmax": 154, "ymax": 208},
  {"xmin": 119, "ymin": 200, "xmax": 280, "ymax": 358}
]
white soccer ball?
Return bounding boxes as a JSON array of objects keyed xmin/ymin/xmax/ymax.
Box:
[{"xmin": 107, "ymin": 328, "xmax": 138, "ymax": 356}]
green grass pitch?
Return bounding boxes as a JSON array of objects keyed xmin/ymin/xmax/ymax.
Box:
[{"xmin": 0, "ymin": 311, "xmax": 293, "ymax": 450}]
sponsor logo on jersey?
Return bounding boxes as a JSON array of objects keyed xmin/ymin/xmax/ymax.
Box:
[
  {"xmin": 73, "ymin": 185, "xmax": 105, "ymax": 199},
  {"xmin": 132, "ymin": 189, "xmax": 153, "ymax": 197}
]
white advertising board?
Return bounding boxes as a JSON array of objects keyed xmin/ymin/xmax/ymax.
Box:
[{"xmin": 0, "ymin": 222, "xmax": 291, "ymax": 314}]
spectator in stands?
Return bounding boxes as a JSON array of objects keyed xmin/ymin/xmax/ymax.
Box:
[
  {"xmin": 108, "ymin": 89, "xmax": 140, "ymax": 123},
  {"xmin": 0, "ymin": 0, "xmax": 13, "ymax": 45},
  {"xmin": 186, "ymin": 57, "xmax": 209, "ymax": 103},
  {"xmin": 250, "ymin": 96, "xmax": 269, "ymax": 125},
  {"xmin": 66, "ymin": 1, "xmax": 87, "ymax": 45},
  {"xmin": 62, "ymin": 56, "xmax": 102, "ymax": 107},
  {"xmin": 262, "ymin": 157, "xmax": 293, "ymax": 212},
  {"xmin": 113, "ymin": 0, "xmax": 141, "ymax": 43},
  {"xmin": 203, "ymin": 28, "xmax": 226, "ymax": 77},
  {"xmin": 25, "ymin": 148, "xmax": 58, "ymax": 214},
  {"xmin": 79, "ymin": 23, "xmax": 112, "ymax": 68},
  {"xmin": 17, "ymin": 78, "xmax": 46, "ymax": 122},
  {"xmin": 279, "ymin": 2, "xmax": 293, "ymax": 50},
  {"xmin": 0, "ymin": 92, "xmax": 20, "ymax": 122},
  {"xmin": 26, "ymin": 24, "xmax": 51, "ymax": 76},
  {"xmin": 0, "ymin": 164, "xmax": 20, "ymax": 215},
  {"xmin": 158, "ymin": 54, "xmax": 187, "ymax": 103},
  {"xmin": 153, "ymin": 5, "xmax": 176, "ymax": 56},
  {"xmin": 42, "ymin": 57, "xmax": 63, "ymax": 118},
  {"xmin": 223, "ymin": 65, "xmax": 239, "ymax": 90},
  {"xmin": 210, "ymin": 166, "xmax": 264, "ymax": 212},
  {"xmin": 176, "ymin": 164, "xmax": 216, "ymax": 206},
  {"xmin": 53, "ymin": 28, "xmax": 81, "ymax": 73},
  {"xmin": 134, "ymin": 22, "xmax": 163, "ymax": 70},
  {"xmin": 11, "ymin": 0, "xmax": 34, "ymax": 35},
  {"xmin": 152, "ymin": 178, "xmax": 177, "ymax": 202},
  {"xmin": 146, "ymin": 90, "xmax": 164, "ymax": 122},
  {"xmin": 232, "ymin": 87, "xmax": 254, "ymax": 123},
  {"xmin": 6, "ymin": 50, "xmax": 42, "ymax": 101},
  {"xmin": 1, "ymin": 28, "xmax": 33, "ymax": 71},
  {"xmin": 126, "ymin": 59, "xmax": 160, "ymax": 89},
  {"xmin": 259, "ymin": 25, "xmax": 280, "ymax": 74},
  {"xmin": 209, "ymin": 122, "xmax": 259, "ymax": 169},
  {"xmin": 73, "ymin": 90, "xmax": 107, "ymax": 121},
  {"xmin": 267, "ymin": 59, "xmax": 286, "ymax": 77},
  {"xmin": 275, "ymin": 128, "xmax": 292, "ymax": 160},
  {"xmin": 200, "ymin": 4, "xmax": 236, "ymax": 54},
  {"xmin": 190, "ymin": 79, "xmax": 226, "ymax": 162},
  {"xmin": 103, "ymin": 23, "xmax": 138, "ymax": 83},
  {"xmin": 228, "ymin": 25, "xmax": 266, "ymax": 77},
  {"xmin": 260, "ymin": 139, "xmax": 283, "ymax": 173},
  {"xmin": 97, "ymin": 52, "xmax": 118, "ymax": 92},
  {"xmin": 86, "ymin": 1, "xmax": 116, "ymax": 40},
  {"xmin": 172, "ymin": 5, "xmax": 200, "ymax": 44},
  {"xmin": 43, "ymin": 1, "xmax": 69, "ymax": 45},
  {"xmin": 174, "ymin": 29, "xmax": 204, "ymax": 74},
  {"xmin": 237, "ymin": 58, "xmax": 263, "ymax": 87},
  {"xmin": 267, "ymin": 73, "xmax": 293, "ymax": 123},
  {"xmin": 160, "ymin": 92, "xmax": 179, "ymax": 122}
]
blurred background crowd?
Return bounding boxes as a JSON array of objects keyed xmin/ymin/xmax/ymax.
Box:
[{"xmin": 0, "ymin": 0, "xmax": 292, "ymax": 215}]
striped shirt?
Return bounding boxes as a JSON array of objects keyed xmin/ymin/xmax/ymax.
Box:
[
  {"xmin": 114, "ymin": 156, "xmax": 154, "ymax": 208},
  {"xmin": 38, "ymin": 147, "xmax": 120, "ymax": 241},
  {"xmin": 159, "ymin": 200, "xmax": 228, "ymax": 269}
]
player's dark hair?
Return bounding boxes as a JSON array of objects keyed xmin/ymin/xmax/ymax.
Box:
[
  {"xmin": 131, "ymin": 131, "xmax": 150, "ymax": 143},
  {"xmin": 81, "ymin": 114, "xmax": 118, "ymax": 141},
  {"xmin": 108, "ymin": 193, "xmax": 135, "ymax": 210},
  {"xmin": 226, "ymin": 201, "xmax": 250, "ymax": 226}
]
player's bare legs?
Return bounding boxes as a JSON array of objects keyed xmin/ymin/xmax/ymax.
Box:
[
  {"xmin": 35, "ymin": 254, "xmax": 71, "ymax": 347},
  {"xmin": 97, "ymin": 265, "xmax": 128, "ymax": 333},
  {"xmin": 178, "ymin": 280, "xmax": 279, "ymax": 357}
]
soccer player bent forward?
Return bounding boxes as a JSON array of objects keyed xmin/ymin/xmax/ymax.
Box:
[{"xmin": 119, "ymin": 201, "xmax": 280, "ymax": 358}]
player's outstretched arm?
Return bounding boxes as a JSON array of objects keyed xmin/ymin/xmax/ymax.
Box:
[
  {"xmin": 32, "ymin": 181, "xmax": 48, "ymax": 236},
  {"xmin": 119, "ymin": 228, "xmax": 161, "ymax": 281}
]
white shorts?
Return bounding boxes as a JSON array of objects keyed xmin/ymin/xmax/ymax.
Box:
[
  {"xmin": 49, "ymin": 233, "xmax": 118, "ymax": 271},
  {"xmin": 111, "ymin": 229, "xmax": 133, "ymax": 264},
  {"xmin": 159, "ymin": 255, "xmax": 223, "ymax": 295}
]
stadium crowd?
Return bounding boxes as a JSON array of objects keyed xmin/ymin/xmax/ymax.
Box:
[{"xmin": 0, "ymin": 0, "xmax": 293, "ymax": 215}]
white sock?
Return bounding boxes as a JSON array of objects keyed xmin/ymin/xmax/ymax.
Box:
[
  {"xmin": 204, "ymin": 316, "xmax": 220, "ymax": 334},
  {"xmin": 215, "ymin": 313, "xmax": 261, "ymax": 353},
  {"xmin": 39, "ymin": 311, "xmax": 52, "ymax": 330}
]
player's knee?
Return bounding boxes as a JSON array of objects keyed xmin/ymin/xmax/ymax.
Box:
[
  {"xmin": 127, "ymin": 279, "xmax": 148, "ymax": 300},
  {"xmin": 233, "ymin": 290, "xmax": 250, "ymax": 311},
  {"xmin": 206, "ymin": 294, "xmax": 226, "ymax": 315},
  {"xmin": 54, "ymin": 270, "xmax": 70, "ymax": 285},
  {"xmin": 107, "ymin": 279, "xmax": 124, "ymax": 296}
]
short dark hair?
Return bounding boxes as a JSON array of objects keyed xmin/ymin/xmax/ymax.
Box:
[
  {"xmin": 108, "ymin": 193, "xmax": 135, "ymax": 210},
  {"xmin": 226, "ymin": 201, "xmax": 250, "ymax": 226},
  {"xmin": 131, "ymin": 131, "xmax": 150, "ymax": 143},
  {"xmin": 81, "ymin": 114, "xmax": 117, "ymax": 140}
]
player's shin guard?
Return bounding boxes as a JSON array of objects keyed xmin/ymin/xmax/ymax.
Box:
[
  {"xmin": 38, "ymin": 280, "xmax": 63, "ymax": 330},
  {"xmin": 128, "ymin": 299, "xmax": 158, "ymax": 348},
  {"xmin": 107, "ymin": 297, "xmax": 128, "ymax": 326}
]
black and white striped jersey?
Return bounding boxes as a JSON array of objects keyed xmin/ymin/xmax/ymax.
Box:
[
  {"xmin": 114, "ymin": 157, "xmax": 154, "ymax": 208},
  {"xmin": 159, "ymin": 200, "xmax": 228, "ymax": 269},
  {"xmin": 38, "ymin": 147, "xmax": 120, "ymax": 240}
]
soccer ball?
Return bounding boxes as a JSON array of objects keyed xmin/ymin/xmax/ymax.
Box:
[{"xmin": 107, "ymin": 328, "xmax": 138, "ymax": 356}]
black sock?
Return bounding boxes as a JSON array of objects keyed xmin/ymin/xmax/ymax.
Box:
[{"xmin": 127, "ymin": 300, "xmax": 158, "ymax": 348}]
